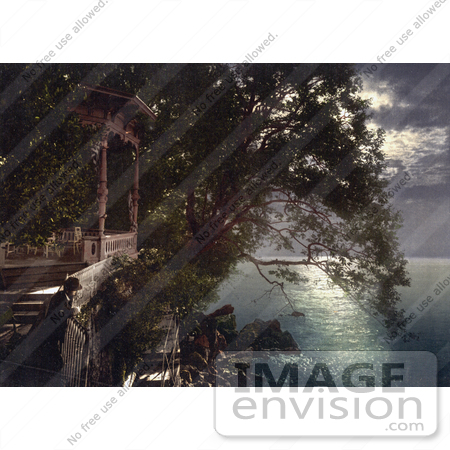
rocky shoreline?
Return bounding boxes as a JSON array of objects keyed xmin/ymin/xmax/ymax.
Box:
[{"xmin": 179, "ymin": 304, "xmax": 300, "ymax": 387}]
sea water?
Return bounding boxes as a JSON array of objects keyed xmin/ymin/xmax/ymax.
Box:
[{"xmin": 204, "ymin": 257, "xmax": 450, "ymax": 385}]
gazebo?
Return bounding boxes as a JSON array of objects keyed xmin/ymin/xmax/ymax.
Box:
[{"xmin": 65, "ymin": 84, "xmax": 157, "ymax": 264}]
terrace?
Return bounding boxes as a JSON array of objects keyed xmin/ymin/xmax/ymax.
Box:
[{"xmin": 1, "ymin": 227, "xmax": 138, "ymax": 267}]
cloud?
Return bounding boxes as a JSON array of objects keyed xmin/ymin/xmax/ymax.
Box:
[
  {"xmin": 361, "ymin": 64, "xmax": 450, "ymax": 131},
  {"xmin": 358, "ymin": 64, "xmax": 450, "ymax": 256}
]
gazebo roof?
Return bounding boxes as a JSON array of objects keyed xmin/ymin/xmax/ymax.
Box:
[
  {"xmin": 71, "ymin": 84, "xmax": 157, "ymax": 145},
  {"xmin": 79, "ymin": 84, "xmax": 157, "ymax": 121}
]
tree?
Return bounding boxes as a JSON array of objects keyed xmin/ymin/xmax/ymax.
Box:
[
  {"xmin": 0, "ymin": 64, "xmax": 101, "ymax": 245},
  {"xmin": 132, "ymin": 63, "xmax": 410, "ymax": 334}
]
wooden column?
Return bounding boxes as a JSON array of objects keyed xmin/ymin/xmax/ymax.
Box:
[
  {"xmin": 130, "ymin": 145, "xmax": 139, "ymax": 232},
  {"xmin": 0, "ymin": 244, "xmax": 6, "ymax": 268},
  {"xmin": 97, "ymin": 134, "xmax": 109, "ymax": 236}
]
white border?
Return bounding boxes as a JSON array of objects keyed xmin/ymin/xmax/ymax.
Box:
[{"xmin": 1, "ymin": 1, "xmax": 450, "ymax": 449}]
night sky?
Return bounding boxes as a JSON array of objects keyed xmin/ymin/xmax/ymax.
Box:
[{"xmin": 358, "ymin": 63, "xmax": 450, "ymax": 258}]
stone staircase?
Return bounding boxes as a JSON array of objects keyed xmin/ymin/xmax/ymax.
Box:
[
  {"xmin": 11, "ymin": 294, "xmax": 52, "ymax": 324},
  {"xmin": 0, "ymin": 293, "xmax": 53, "ymax": 328}
]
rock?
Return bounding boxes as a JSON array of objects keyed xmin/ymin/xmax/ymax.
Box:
[
  {"xmin": 227, "ymin": 324, "xmax": 259, "ymax": 351},
  {"xmin": 179, "ymin": 306, "xmax": 301, "ymax": 385},
  {"xmin": 279, "ymin": 331, "xmax": 299, "ymax": 349},
  {"xmin": 200, "ymin": 316, "xmax": 217, "ymax": 338},
  {"xmin": 258, "ymin": 337, "xmax": 279, "ymax": 350},
  {"xmin": 228, "ymin": 318, "xmax": 300, "ymax": 351},
  {"xmin": 208, "ymin": 304, "xmax": 234, "ymax": 318},
  {"xmin": 267, "ymin": 319, "xmax": 281, "ymax": 332},
  {"xmin": 180, "ymin": 336, "xmax": 209, "ymax": 364},
  {"xmin": 291, "ymin": 311, "xmax": 305, "ymax": 317},
  {"xmin": 197, "ymin": 317, "xmax": 226, "ymax": 363},
  {"xmin": 194, "ymin": 334, "xmax": 209, "ymax": 348},
  {"xmin": 216, "ymin": 314, "xmax": 238, "ymax": 343},
  {"xmin": 216, "ymin": 313, "xmax": 236, "ymax": 329}
]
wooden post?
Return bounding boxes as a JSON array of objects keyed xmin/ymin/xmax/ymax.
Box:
[
  {"xmin": 0, "ymin": 244, "xmax": 5, "ymax": 268},
  {"xmin": 131, "ymin": 145, "xmax": 139, "ymax": 232},
  {"xmin": 97, "ymin": 135, "xmax": 109, "ymax": 235}
]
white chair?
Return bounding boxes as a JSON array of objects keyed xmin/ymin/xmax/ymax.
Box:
[
  {"xmin": 1, "ymin": 242, "xmax": 17, "ymax": 267},
  {"xmin": 25, "ymin": 243, "xmax": 38, "ymax": 255},
  {"xmin": 44, "ymin": 233, "xmax": 62, "ymax": 258},
  {"xmin": 67, "ymin": 227, "xmax": 82, "ymax": 254},
  {"xmin": 5, "ymin": 242, "xmax": 16, "ymax": 256}
]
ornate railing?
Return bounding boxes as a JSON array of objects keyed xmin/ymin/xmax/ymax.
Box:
[
  {"xmin": 59, "ymin": 229, "xmax": 130, "ymax": 242},
  {"xmin": 103, "ymin": 233, "xmax": 137, "ymax": 258},
  {"xmin": 61, "ymin": 317, "xmax": 90, "ymax": 387},
  {"xmin": 59, "ymin": 228, "xmax": 138, "ymax": 264},
  {"xmin": 0, "ymin": 229, "xmax": 138, "ymax": 267}
]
